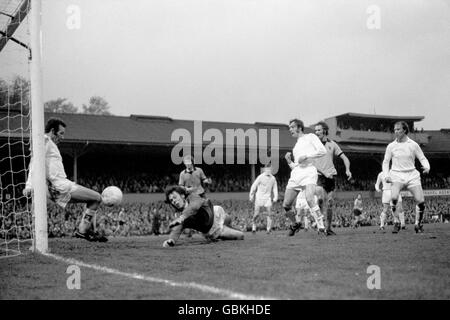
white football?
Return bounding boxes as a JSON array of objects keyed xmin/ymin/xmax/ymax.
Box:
[{"xmin": 102, "ymin": 186, "xmax": 123, "ymax": 206}]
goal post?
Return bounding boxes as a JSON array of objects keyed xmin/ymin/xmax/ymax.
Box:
[
  {"xmin": 29, "ymin": 0, "xmax": 47, "ymax": 254},
  {"xmin": 0, "ymin": 0, "xmax": 47, "ymax": 257}
]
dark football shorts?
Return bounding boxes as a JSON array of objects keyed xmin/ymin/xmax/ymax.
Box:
[
  {"xmin": 317, "ymin": 175, "xmax": 336, "ymax": 193},
  {"xmin": 353, "ymin": 209, "xmax": 362, "ymax": 216}
]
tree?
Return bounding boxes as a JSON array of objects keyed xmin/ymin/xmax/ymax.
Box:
[
  {"xmin": 0, "ymin": 76, "xmax": 30, "ymax": 111},
  {"xmin": 82, "ymin": 96, "xmax": 112, "ymax": 115},
  {"xmin": 44, "ymin": 98, "xmax": 78, "ymax": 113},
  {"xmin": 0, "ymin": 78, "xmax": 8, "ymax": 108}
]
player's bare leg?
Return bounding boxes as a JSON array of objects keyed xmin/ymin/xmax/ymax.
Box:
[
  {"xmin": 397, "ymin": 201, "xmax": 406, "ymax": 229},
  {"xmin": 315, "ymin": 186, "xmax": 326, "ymax": 222},
  {"xmin": 325, "ymin": 191, "xmax": 336, "ymax": 235},
  {"xmin": 380, "ymin": 203, "xmax": 389, "ymax": 230},
  {"xmin": 303, "ymin": 211, "xmax": 311, "ymax": 231},
  {"xmin": 266, "ymin": 206, "xmax": 273, "ymax": 234},
  {"xmin": 390, "ymin": 182, "xmax": 403, "ymax": 233},
  {"xmin": 218, "ymin": 225, "xmax": 245, "ymax": 240},
  {"xmin": 252, "ymin": 205, "xmax": 260, "ymax": 233},
  {"xmin": 283, "ymin": 188, "xmax": 301, "ymax": 236},
  {"xmin": 295, "ymin": 207, "xmax": 303, "ymax": 231},
  {"xmin": 408, "ymin": 185, "xmax": 426, "ymax": 233},
  {"xmin": 305, "ymin": 184, "xmax": 325, "ymax": 235},
  {"xmin": 224, "ymin": 214, "xmax": 232, "ymax": 227}
]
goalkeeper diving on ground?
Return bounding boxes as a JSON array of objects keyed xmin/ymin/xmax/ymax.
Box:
[{"xmin": 163, "ymin": 185, "xmax": 244, "ymax": 247}]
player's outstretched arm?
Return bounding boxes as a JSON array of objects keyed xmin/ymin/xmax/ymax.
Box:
[
  {"xmin": 163, "ymin": 223, "xmax": 183, "ymax": 247},
  {"xmin": 284, "ymin": 152, "xmax": 292, "ymax": 164},
  {"xmin": 340, "ymin": 153, "xmax": 352, "ymax": 180},
  {"xmin": 24, "ymin": 137, "xmax": 51, "ymax": 196},
  {"xmin": 249, "ymin": 176, "xmax": 259, "ymax": 201},
  {"xmin": 197, "ymin": 167, "xmax": 211, "ymax": 185},
  {"xmin": 272, "ymin": 178, "xmax": 278, "ymax": 202},
  {"xmin": 374, "ymin": 173, "xmax": 382, "ymax": 192},
  {"xmin": 23, "ymin": 156, "xmax": 34, "ymax": 196},
  {"xmin": 285, "ymin": 152, "xmax": 296, "ymax": 169},
  {"xmin": 415, "ymin": 144, "xmax": 430, "ymax": 174}
]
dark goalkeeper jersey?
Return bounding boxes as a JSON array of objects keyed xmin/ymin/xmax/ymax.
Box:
[{"xmin": 180, "ymin": 194, "xmax": 214, "ymax": 233}]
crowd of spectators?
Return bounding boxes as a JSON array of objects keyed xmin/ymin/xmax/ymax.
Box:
[
  {"xmin": 336, "ymin": 120, "xmax": 424, "ymax": 133},
  {"xmin": 72, "ymin": 172, "xmax": 450, "ymax": 194},
  {"xmin": 4, "ymin": 172, "xmax": 447, "ymax": 202},
  {"xmin": 422, "ymin": 175, "xmax": 450, "ymax": 190},
  {"xmin": 2, "ymin": 195, "xmax": 449, "ymax": 240},
  {"xmin": 2, "ymin": 162, "xmax": 450, "ymax": 240},
  {"xmin": 77, "ymin": 173, "xmax": 177, "ymax": 194},
  {"xmin": 337, "ymin": 120, "xmax": 395, "ymax": 132},
  {"xmin": 75, "ymin": 169, "xmax": 254, "ymax": 194}
]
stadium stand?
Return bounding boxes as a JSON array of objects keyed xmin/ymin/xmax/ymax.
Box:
[{"xmin": 1, "ymin": 110, "xmax": 449, "ymax": 238}]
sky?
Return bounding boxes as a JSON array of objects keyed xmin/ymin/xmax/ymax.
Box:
[{"xmin": 1, "ymin": 0, "xmax": 449, "ymax": 129}]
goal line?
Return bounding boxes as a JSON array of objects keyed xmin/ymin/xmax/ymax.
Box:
[{"xmin": 44, "ymin": 252, "xmax": 278, "ymax": 300}]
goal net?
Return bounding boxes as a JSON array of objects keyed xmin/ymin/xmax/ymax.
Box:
[{"xmin": 0, "ymin": 0, "xmax": 45, "ymax": 258}]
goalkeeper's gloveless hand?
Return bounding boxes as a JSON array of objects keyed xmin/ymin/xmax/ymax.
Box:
[
  {"xmin": 163, "ymin": 239, "xmax": 175, "ymax": 248},
  {"xmin": 23, "ymin": 186, "xmax": 33, "ymax": 197}
]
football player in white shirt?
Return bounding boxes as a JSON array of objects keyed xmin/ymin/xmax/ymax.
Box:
[
  {"xmin": 382, "ymin": 121, "xmax": 430, "ymax": 233},
  {"xmin": 24, "ymin": 118, "xmax": 108, "ymax": 242},
  {"xmin": 249, "ymin": 166, "xmax": 278, "ymax": 234},
  {"xmin": 375, "ymin": 171, "xmax": 405, "ymax": 232},
  {"xmin": 283, "ymin": 119, "xmax": 327, "ymax": 236}
]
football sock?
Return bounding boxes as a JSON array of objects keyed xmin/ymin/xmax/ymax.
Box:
[
  {"xmin": 415, "ymin": 203, "xmax": 425, "ymax": 225},
  {"xmin": 79, "ymin": 208, "xmax": 95, "ymax": 234},
  {"xmin": 391, "ymin": 202, "xmax": 400, "ymax": 223},
  {"xmin": 380, "ymin": 211, "xmax": 386, "ymax": 227},
  {"xmin": 326, "ymin": 208, "xmax": 333, "ymax": 230},
  {"xmin": 267, "ymin": 216, "xmax": 272, "ymax": 232},
  {"xmin": 399, "ymin": 211, "xmax": 405, "ymax": 227},
  {"xmin": 285, "ymin": 209, "xmax": 297, "ymax": 223},
  {"xmin": 310, "ymin": 205, "xmax": 325, "ymax": 229}
]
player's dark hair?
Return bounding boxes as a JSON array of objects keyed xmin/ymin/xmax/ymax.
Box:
[
  {"xmin": 164, "ymin": 185, "xmax": 188, "ymax": 205},
  {"xmin": 395, "ymin": 121, "xmax": 409, "ymax": 135},
  {"xmin": 316, "ymin": 121, "xmax": 329, "ymax": 135},
  {"xmin": 45, "ymin": 118, "xmax": 66, "ymax": 134},
  {"xmin": 289, "ymin": 119, "xmax": 304, "ymax": 132}
]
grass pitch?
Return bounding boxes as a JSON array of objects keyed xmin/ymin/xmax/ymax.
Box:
[{"xmin": 1, "ymin": 223, "xmax": 449, "ymax": 300}]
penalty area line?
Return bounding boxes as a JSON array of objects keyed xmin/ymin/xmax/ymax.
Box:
[{"xmin": 44, "ymin": 253, "xmax": 277, "ymax": 300}]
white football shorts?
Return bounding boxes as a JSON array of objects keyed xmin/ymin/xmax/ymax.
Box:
[
  {"xmin": 389, "ymin": 169, "xmax": 421, "ymax": 189},
  {"xmin": 47, "ymin": 178, "xmax": 79, "ymax": 209},
  {"xmin": 286, "ymin": 166, "xmax": 318, "ymax": 191},
  {"xmin": 204, "ymin": 205, "xmax": 227, "ymax": 240},
  {"xmin": 255, "ymin": 198, "xmax": 272, "ymax": 208}
]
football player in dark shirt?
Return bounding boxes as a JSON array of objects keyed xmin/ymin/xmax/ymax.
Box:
[{"xmin": 162, "ymin": 186, "xmax": 244, "ymax": 247}]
